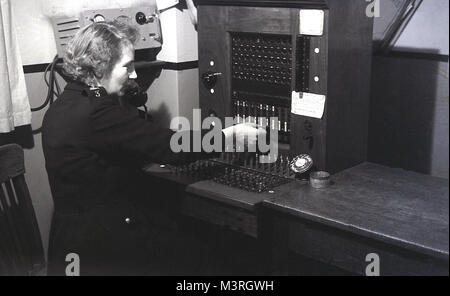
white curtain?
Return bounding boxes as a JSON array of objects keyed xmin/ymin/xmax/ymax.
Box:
[{"xmin": 0, "ymin": 0, "xmax": 31, "ymax": 133}]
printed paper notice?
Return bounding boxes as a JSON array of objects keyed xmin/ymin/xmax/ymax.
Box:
[
  {"xmin": 291, "ymin": 91, "xmax": 326, "ymax": 119},
  {"xmin": 299, "ymin": 10, "xmax": 324, "ymax": 36}
]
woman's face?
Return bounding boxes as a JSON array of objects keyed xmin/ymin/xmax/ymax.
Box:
[{"xmin": 101, "ymin": 45, "xmax": 137, "ymax": 95}]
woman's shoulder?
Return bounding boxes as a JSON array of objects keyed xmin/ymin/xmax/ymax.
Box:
[{"xmin": 46, "ymin": 82, "xmax": 138, "ymax": 125}]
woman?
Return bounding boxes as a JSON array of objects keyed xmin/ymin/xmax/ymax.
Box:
[{"xmin": 42, "ymin": 21, "xmax": 262, "ymax": 275}]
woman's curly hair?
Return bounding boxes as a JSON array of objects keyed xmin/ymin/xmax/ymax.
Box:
[{"xmin": 62, "ymin": 21, "xmax": 139, "ymax": 87}]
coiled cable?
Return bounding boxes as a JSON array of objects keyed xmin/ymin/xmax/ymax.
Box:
[{"xmin": 31, "ymin": 55, "xmax": 61, "ymax": 134}]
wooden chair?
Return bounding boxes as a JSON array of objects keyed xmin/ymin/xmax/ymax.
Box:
[{"xmin": 0, "ymin": 144, "xmax": 45, "ymax": 275}]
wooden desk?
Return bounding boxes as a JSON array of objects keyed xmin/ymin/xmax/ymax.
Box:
[
  {"xmin": 142, "ymin": 163, "xmax": 269, "ymax": 275},
  {"xmin": 262, "ymin": 162, "xmax": 449, "ymax": 275},
  {"xmin": 143, "ymin": 163, "xmax": 266, "ymax": 238},
  {"xmin": 143, "ymin": 162, "xmax": 449, "ymax": 275}
]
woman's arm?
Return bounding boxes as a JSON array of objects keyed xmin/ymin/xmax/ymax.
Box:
[{"xmin": 87, "ymin": 100, "xmax": 264, "ymax": 165}]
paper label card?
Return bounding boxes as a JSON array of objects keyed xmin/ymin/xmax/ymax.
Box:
[
  {"xmin": 291, "ymin": 91, "xmax": 326, "ymax": 119},
  {"xmin": 299, "ymin": 9, "xmax": 324, "ymax": 36}
]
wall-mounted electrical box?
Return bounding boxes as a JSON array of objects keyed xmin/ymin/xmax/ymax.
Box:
[{"xmin": 51, "ymin": 6, "xmax": 162, "ymax": 57}]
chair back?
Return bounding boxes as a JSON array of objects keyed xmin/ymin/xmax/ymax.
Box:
[{"xmin": 0, "ymin": 144, "xmax": 45, "ymax": 275}]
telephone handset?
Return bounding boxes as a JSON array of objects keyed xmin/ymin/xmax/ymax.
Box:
[{"xmin": 121, "ymin": 80, "xmax": 148, "ymax": 108}]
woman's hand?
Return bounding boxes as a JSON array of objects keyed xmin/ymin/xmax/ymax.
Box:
[{"xmin": 222, "ymin": 123, "xmax": 267, "ymax": 150}]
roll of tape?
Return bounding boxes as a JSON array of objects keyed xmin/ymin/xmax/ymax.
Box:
[{"xmin": 309, "ymin": 171, "xmax": 331, "ymax": 189}]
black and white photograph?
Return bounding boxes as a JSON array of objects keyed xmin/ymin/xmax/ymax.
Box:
[{"xmin": 0, "ymin": 0, "xmax": 448, "ymax": 281}]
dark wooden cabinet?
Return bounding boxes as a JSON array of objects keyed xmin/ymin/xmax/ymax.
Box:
[{"xmin": 197, "ymin": 0, "xmax": 373, "ymax": 173}]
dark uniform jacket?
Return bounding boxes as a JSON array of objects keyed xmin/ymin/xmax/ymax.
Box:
[{"xmin": 42, "ymin": 82, "xmax": 211, "ymax": 275}]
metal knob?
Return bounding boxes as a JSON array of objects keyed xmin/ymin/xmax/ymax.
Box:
[
  {"xmin": 135, "ymin": 12, "xmax": 157, "ymax": 25},
  {"xmin": 202, "ymin": 72, "xmax": 222, "ymax": 89}
]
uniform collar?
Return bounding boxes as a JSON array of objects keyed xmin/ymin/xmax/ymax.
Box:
[{"xmin": 65, "ymin": 82, "xmax": 109, "ymax": 98}]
